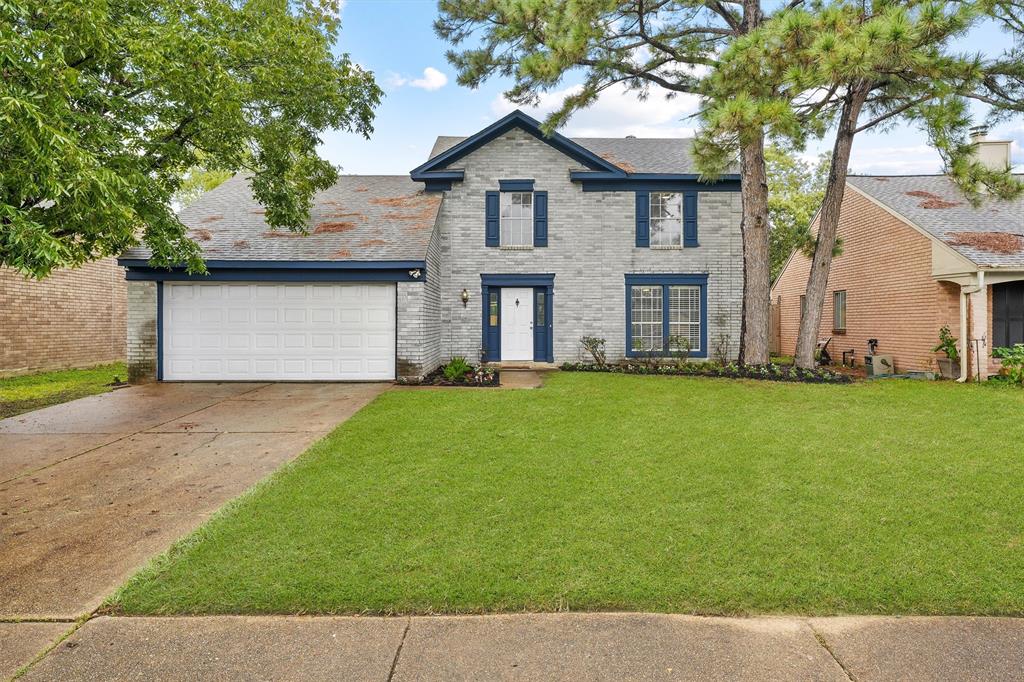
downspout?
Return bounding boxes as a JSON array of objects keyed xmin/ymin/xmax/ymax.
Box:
[
  {"xmin": 957, "ymin": 270, "xmax": 984, "ymax": 383},
  {"xmin": 957, "ymin": 286, "xmax": 969, "ymax": 382}
]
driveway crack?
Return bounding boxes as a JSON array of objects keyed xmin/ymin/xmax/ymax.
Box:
[
  {"xmin": 807, "ymin": 619, "xmax": 856, "ymax": 681},
  {"xmin": 386, "ymin": 618, "xmax": 411, "ymax": 682}
]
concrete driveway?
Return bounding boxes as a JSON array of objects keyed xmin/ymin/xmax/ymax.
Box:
[{"xmin": 0, "ymin": 381, "xmax": 388, "ymax": 627}]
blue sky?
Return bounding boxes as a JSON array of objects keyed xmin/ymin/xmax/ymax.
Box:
[{"xmin": 321, "ymin": 0, "xmax": 1024, "ymax": 176}]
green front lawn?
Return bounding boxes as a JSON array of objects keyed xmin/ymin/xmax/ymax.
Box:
[
  {"xmin": 112, "ymin": 373, "xmax": 1024, "ymax": 616},
  {"xmin": 0, "ymin": 362, "xmax": 127, "ymax": 419}
]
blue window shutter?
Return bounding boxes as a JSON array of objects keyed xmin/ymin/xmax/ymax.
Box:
[
  {"xmin": 533, "ymin": 191, "xmax": 548, "ymax": 247},
  {"xmin": 683, "ymin": 191, "xmax": 698, "ymax": 247},
  {"xmin": 635, "ymin": 191, "xmax": 650, "ymax": 247},
  {"xmin": 485, "ymin": 191, "xmax": 500, "ymax": 247}
]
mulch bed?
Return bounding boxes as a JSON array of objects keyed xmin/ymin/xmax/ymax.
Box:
[
  {"xmin": 560, "ymin": 361, "xmax": 854, "ymax": 384},
  {"xmin": 401, "ymin": 366, "xmax": 501, "ymax": 387}
]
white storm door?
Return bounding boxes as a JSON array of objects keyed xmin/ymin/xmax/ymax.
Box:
[
  {"xmin": 500, "ymin": 287, "xmax": 534, "ymax": 361},
  {"xmin": 162, "ymin": 282, "xmax": 395, "ymax": 381}
]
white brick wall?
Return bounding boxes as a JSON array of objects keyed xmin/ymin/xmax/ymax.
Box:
[
  {"xmin": 127, "ymin": 280, "xmax": 157, "ymax": 382},
  {"xmin": 433, "ymin": 128, "xmax": 743, "ymax": 363},
  {"xmin": 397, "ymin": 222, "xmax": 445, "ymax": 379}
]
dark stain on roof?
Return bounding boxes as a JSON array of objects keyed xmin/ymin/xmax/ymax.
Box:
[
  {"xmin": 200, "ymin": 214, "xmax": 223, "ymax": 223},
  {"xmin": 314, "ymin": 221, "xmax": 358, "ymax": 234},
  {"xmin": 946, "ymin": 231, "xmax": 1024, "ymax": 254},
  {"xmin": 905, "ymin": 190, "xmax": 963, "ymax": 209},
  {"xmin": 597, "ymin": 152, "xmax": 638, "ymax": 174},
  {"xmin": 190, "ymin": 228, "xmax": 213, "ymax": 241}
]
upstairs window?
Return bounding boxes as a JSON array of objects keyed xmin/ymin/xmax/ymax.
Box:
[
  {"xmin": 649, "ymin": 192, "xmax": 683, "ymax": 247},
  {"xmin": 500, "ymin": 192, "xmax": 533, "ymax": 246}
]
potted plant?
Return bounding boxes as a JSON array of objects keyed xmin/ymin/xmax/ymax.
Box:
[{"xmin": 932, "ymin": 325, "xmax": 960, "ymax": 379}]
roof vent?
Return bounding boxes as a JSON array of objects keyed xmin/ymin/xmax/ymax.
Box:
[
  {"xmin": 969, "ymin": 125, "xmax": 989, "ymax": 142},
  {"xmin": 625, "ymin": 134, "xmax": 637, "ymax": 139}
]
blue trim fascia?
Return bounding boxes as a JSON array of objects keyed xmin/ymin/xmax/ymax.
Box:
[
  {"xmin": 424, "ymin": 179, "xmax": 453, "ymax": 192},
  {"xmin": 126, "ymin": 268, "xmax": 425, "ymax": 283},
  {"xmin": 575, "ymin": 174, "xmax": 742, "ymax": 193},
  {"xmin": 481, "ymin": 273, "xmax": 555, "ymax": 288},
  {"xmin": 410, "ymin": 110, "xmax": 623, "ymax": 181},
  {"xmin": 118, "ymin": 259, "xmax": 426, "ymax": 270},
  {"xmin": 624, "ymin": 274, "xmax": 709, "ymax": 359},
  {"xmin": 121, "ymin": 259, "xmax": 428, "ymax": 283},
  {"xmin": 499, "ymin": 179, "xmax": 535, "ymax": 191},
  {"xmin": 156, "ymin": 281, "xmax": 164, "ymax": 381},
  {"xmin": 625, "ymin": 273, "xmax": 708, "ymax": 286}
]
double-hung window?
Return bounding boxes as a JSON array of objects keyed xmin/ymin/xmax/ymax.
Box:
[
  {"xmin": 500, "ymin": 192, "xmax": 533, "ymax": 246},
  {"xmin": 649, "ymin": 192, "xmax": 683, "ymax": 247},
  {"xmin": 626, "ymin": 275, "xmax": 707, "ymax": 356},
  {"xmin": 833, "ymin": 290, "xmax": 847, "ymax": 332}
]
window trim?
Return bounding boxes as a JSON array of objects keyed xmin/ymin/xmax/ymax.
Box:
[
  {"xmin": 624, "ymin": 274, "xmax": 708, "ymax": 358},
  {"xmin": 833, "ymin": 290, "xmax": 847, "ymax": 333},
  {"xmin": 649, "ymin": 192, "xmax": 684, "ymax": 248}
]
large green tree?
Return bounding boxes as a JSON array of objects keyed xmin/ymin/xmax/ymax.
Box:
[
  {"xmin": 436, "ymin": 0, "xmax": 779, "ymax": 365},
  {"xmin": 700, "ymin": 0, "xmax": 1024, "ymax": 368},
  {"xmin": 765, "ymin": 145, "xmax": 830, "ymax": 281},
  {"xmin": 1, "ymin": 0, "xmax": 381, "ymax": 278}
]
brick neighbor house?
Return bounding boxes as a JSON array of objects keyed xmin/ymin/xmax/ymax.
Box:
[
  {"xmin": 771, "ymin": 132, "xmax": 1022, "ymax": 380},
  {"xmin": 0, "ymin": 258, "xmax": 127, "ymax": 377},
  {"xmin": 119, "ymin": 110, "xmax": 743, "ymax": 382}
]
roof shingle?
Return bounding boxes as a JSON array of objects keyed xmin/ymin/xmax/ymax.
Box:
[
  {"xmin": 848, "ymin": 174, "xmax": 1024, "ymax": 268},
  {"xmin": 122, "ymin": 175, "xmax": 441, "ymax": 262},
  {"xmin": 429, "ymin": 135, "xmax": 701, "ymax": 174}
]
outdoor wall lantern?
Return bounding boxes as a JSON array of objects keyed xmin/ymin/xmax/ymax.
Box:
[{"xmin": 461, "ymin": 288, "xmax": 470, "ymax": 307}]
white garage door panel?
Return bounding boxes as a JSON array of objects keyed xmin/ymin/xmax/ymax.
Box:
[{"xmin": 162, "ymin": 283, "xmax": 395, "ymax": 381}]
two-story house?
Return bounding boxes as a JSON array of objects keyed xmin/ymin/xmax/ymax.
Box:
[{"xmin": 120, "ymin": 111, "xmax": 743, "ymax": 382}]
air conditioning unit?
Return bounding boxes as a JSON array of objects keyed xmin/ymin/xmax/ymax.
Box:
[{"xmin": 865, "ymin": 354, "xmax": 895, "ymax": 377}]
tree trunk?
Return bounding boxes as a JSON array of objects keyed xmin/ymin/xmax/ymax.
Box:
[
  {"xmin": 735, "ymin": 0, "xmax": 770, "ymax": 366},
  {"xmin": 794, "ymin": 86, "xmax": 869, "ymax": 369},
  {"xmin": 738, "ymin": 134, "xmax": 771, "ymax": 365}
]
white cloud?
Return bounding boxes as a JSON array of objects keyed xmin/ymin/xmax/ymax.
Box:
[
  {"xmin": 389, "ymin": 67, "xmax": 449, "ymax": 92},
  {"xmin": 846, "ymin": 144, "xmax": 943, "ymax": 175},
  {"xmin": 491, "ymin": 82, "xmax": 701, "ymax": 138}
]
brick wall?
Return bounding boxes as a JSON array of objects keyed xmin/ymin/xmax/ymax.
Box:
[
  {"xmin": 126, "ymin": 280, "xmax": 158, "ymax": 383},
  {"xmin": 432, "ymin": 128, "xmax": 744, "ymax": 364},
  {"xmin": 396, "ymin": 222, "xmax": 444, "ymax": 379},
  {"xmin": 0, "ymin": 258, "xmax": 126, "ymax": 377},
  {"xmin": 771, "ymin": 187, "xmax": 962, "ymax": 372}
]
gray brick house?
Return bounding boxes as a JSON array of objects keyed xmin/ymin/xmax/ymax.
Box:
[{"xmin": 120, "ymin": 111, "xmax": 742, "ymax": 382}]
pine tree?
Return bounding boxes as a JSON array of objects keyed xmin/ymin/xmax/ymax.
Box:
[{"xmin": 698, "ymin": 0, "xmax": 1024, "ymax": 368}]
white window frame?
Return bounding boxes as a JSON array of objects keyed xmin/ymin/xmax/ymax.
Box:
[
  {"xmin": 649, "ymin": 192, "xmax": 683, "ymax": 247},
  {"xmin": 500, "ymin": 191, "xmax": 533, "ymax": 247},
  {"xmin": 833, "ymin": 290, "xmax": 847, "ymax": 331},
  {"xmin": 630, "ymin": 285, "xmax": 664, "ymax": 352},
  {"xmin": 668, "ymin": 285, "xmax": 701, "ymax": 352}
]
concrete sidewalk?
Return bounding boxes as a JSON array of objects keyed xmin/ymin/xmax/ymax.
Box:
[{"xmin": 11, "ymin": 613, "xmax": 1024, "ymax": 681}]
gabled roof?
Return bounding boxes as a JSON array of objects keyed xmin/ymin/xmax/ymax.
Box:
[
  {"xmin": 848, "ymin": 175, "xmax": 1024, "ymax": 268},
  {"xmin": 121, "ymin": 175, "xmax": 441, "ymax": 263},
  {"xmin": 428, "ymin": 134, "xmax": 703, "ymax": 175},
  {"xmin": 410, "ymin": 110, "xmax": 624, "ymax": 180}
]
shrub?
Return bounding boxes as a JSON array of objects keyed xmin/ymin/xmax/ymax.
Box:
[
  {"xmin": 932, "ymin": 325, "xmax": 960, "ymax": 362},
  {"xmin": 443, "ymin": 356, "xmax": 473, "ymax": 382},
  {"xmin": 559, "ymin": 361, "xmax": 852, "ymax": 384},
  {"xmin": 579, "ymin": 336, "xmax": 607, "ymax": 367},
  {"xmin": 993, "ymin": 344, "xmax": 1024, "ymax": 385}
]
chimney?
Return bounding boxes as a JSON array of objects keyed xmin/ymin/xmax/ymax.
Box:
[{"xmin": 970, "ymin": 125, "xmax": 1012, "ymax": 171}]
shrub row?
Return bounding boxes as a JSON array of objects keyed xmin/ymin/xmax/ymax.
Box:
[{"xmin": 559, "ymin": 361, "xmax": 853, "ymax": 384}]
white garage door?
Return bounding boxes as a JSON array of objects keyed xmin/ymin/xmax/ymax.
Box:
[{"xmin": 162, "ymin": 282, "xmax": 396, "ymax": 381}]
